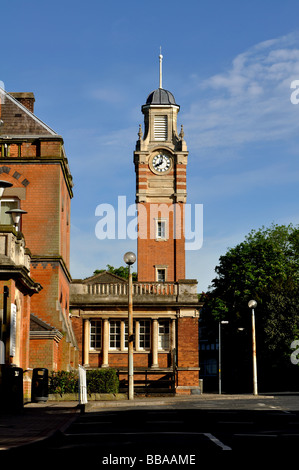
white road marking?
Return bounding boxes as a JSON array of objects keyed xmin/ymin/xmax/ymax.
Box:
[
  {"xmin": 203, "ymin": 433, "xmax": 232, "ymax": 451},
  {"xmin": 65, "ymin": 430, "xmax": 232, "ymax": 450}
]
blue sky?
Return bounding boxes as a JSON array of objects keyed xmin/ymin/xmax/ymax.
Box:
[{"xmin": 2, "ymin": 0, "xmax": 299, "ymax": 292}]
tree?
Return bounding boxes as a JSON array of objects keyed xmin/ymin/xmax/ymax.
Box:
[
  {"xmin": 201, "ymin": 223, "xmax": 299, "ymax": 391},
  {"xmin": 93, "ymin": 264, "xmax": 137, "ymax": 281}
]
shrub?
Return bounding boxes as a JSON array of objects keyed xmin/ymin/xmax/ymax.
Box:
[
  {"xmin": 49, "ymin": 370, "xmax": 78, "ymax": 395},
  {"xmin": 86, "ymin": 368, "xmax": 119, "ymax": 394},
  {"xmin": 49, "ymin": 368, "xmax": 119, "ymax": 395}
]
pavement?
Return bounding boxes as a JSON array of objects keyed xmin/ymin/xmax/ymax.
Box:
[{"xmin": 0, "ymin": 393, "xmax": 274, "ymax": 452}]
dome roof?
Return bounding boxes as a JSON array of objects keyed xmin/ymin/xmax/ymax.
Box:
[{"xmin": 145, "ymin": 88, "xmax": 177, "ymax": 106}]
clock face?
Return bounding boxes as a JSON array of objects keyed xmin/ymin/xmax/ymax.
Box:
[{"xmin": 152, "ymin": 154, "xmax": 171, "ymax": 173}]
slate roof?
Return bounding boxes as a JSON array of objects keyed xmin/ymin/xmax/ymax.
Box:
[{"xmin": 0, "ymin": 87, "xmax": 57, "ymax": 137}]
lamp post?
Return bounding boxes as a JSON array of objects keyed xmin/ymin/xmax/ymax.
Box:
[
  {"xmin": 248, "ymin": 300, "xmax": 258, "ymax": 395},
  {"xmin": 123, "ymin": 251, "xmax": 136, "ymax": 400},
  {"xmin": 218, "ymin": 320, "xmax": 229, "ymax": 394}
]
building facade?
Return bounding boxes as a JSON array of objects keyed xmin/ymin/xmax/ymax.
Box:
[
  {"xmin": 0, "ymin": 88, "xmax": 78, "ymax": 379},
  {"xmin": 0, "ymin": 227, "xmax": 42, "ymax": 399},
  {"xmin": 70, "ymin": 61, "xmax": 201, "ymax": 395}
]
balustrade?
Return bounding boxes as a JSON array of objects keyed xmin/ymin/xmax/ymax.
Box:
[{"xmin": 86, "ymin": 282, "xmax": 178, "ymax": 296}]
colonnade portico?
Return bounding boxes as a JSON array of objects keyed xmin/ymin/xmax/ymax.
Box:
[
  {"xmin": 82, "ymin": 316, "xmax": 176, "ymax": 369},
  {"xmin": 70, "ymin": 274, "xmax": 200, "ymax": 394}
]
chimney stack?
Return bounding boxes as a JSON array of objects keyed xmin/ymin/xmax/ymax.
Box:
[{"xmin": 9, "ymin": 92, "xmax": 35, "ymax": 113}]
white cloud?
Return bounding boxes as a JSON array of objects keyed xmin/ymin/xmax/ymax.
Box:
[{"xmin": 183, "ymin": 32, "xmax": 299, "ymax": 155}]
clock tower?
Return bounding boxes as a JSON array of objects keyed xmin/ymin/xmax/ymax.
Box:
[{"xmin": 134, "ymin": 53, "xmax": 188, "ymax": 282}]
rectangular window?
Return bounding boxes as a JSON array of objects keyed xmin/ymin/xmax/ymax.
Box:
[
  {"xmin": 0, "ymin": 199, "xmax": 19, "ymax": 225},
  {"xmin": 157, "ymin": 268, "xmax": 166, "ymax": 283},
  {"xmin": 90, "ymin": 320, "xmax": 102, "ymax": 350},
  {"xmin": 158, "ymin": 320, "xmax": 170, "ymax": 350},
  {"xmin": 124, "ymin": 321, "xmax": 128, "ymax": 349},
  {"xmin": 138, "ymin": 320, "xmax": 151, "ymax": 350},
  {"xmin": 156, "ymin": 219, "xmax": 166, "ymax": 240},
  {"xmin": 154, "ymin": 115, "xmax": 167, "ymax": 141},
  {"xmin": 109, "ymin": 320, "xmax": 121, "ymax": 350}
]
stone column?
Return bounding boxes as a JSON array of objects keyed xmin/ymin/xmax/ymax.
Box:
[
  {"xmin": 102, "ymin": 319, "xmax": 109, "ymax": 368},
  {"xmin": 151, "ymin": 319, "xmax": 159, "ymax": 368},
  {"xmin": 83, "ymin": 319, "xmax": 90, "ymax": 366}
]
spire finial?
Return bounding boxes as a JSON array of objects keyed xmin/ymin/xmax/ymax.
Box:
[{"xmin": 159, "ymin": 47, "xmax": 163, "ymax": 89}]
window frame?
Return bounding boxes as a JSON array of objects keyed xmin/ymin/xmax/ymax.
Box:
[
  {"xmin": 158, "ymin": 320, "xmax": 170, "ymax": 351},
  {"xmin": 109, "ymin": 320, "xmax": 121, "ymax": 350},
  {"xmin": 155, "ymin": 218, "xmax": 167, "ymax": 241},
  {"xmin": 0, "ymin": 198, "xmax": 20, "ymax": 225},
  {"xmin": 138, "ymin": 320, "xmax": 151, "ymax": 351},
  {"xmin": 90, "ymin": 320, "xmax": 102, "ymax": 351},
  {"xmin": 156, "ymin": 267, "xmax": 167, "ymax": 283}
]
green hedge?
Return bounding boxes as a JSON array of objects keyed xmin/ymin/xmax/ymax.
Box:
[{"xmin": 49, "ymin": 368, "xmax": 119, "ymax": 395}]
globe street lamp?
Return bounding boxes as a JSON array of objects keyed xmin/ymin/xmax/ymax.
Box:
[
  {"xmin": 248, "ymin": 300, "xmax": 258, "ymax": 395},
  {"xmin": 5, "ymin": 208, "xmax": 27, "ymax": 231},
  {"xmin": 123, "ymin": 251, "xmax": 136, "ymax": 400}
]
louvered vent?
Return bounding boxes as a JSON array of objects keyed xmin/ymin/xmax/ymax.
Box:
[{"xmin": 154, "ymin": 115, "xmax": 167, "ymax": 141}]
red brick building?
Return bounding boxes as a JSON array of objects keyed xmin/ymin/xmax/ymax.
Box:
[
  {"xmin": 0, "ymin": 88, "xmax": 78, "ymax": 384},
  {"xmin": 0, "ymin": 59, "xmax": 200, "ymax": 398},
  {"xmin": 0, "ymin": 227, "xmax": 42, "ymax": 398},
  {"xmin": 70, "ymin": 61, "xmax": 201, "ymax": 395}
]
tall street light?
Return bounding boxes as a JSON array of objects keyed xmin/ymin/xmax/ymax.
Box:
[
  {"xmin": 218, "ymin": 320, "xmax": 229, "ymax": 394},
  {"xmin": 123, "ymin": 251, "xmax": 136, "ymax": 400},
  {"xmin": 248, "ymin": 300, "xmax": 258, "ymax": 395}
]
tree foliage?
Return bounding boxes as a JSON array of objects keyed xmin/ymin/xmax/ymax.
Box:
[
  {"xmin": 93, "ymin": 264, "xmax": 137, "ymax": 281},
  {"xmin": 201, "ymin": 224, "xmax": 299, "ymax": 390}
]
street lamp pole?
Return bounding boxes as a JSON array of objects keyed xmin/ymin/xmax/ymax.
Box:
[
  {"xmin": 248, "ymin": 300, "xmax": 258, "ymax": 395},
  {"xmin": 218, "ymin": 320, "xmax": 229, "ymax": 395},
  {"xmin": 123, "ymin": 251, "xmax": 136, "ymax": 401}
]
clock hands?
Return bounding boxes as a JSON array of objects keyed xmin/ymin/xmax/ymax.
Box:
[
  {"xmin": 153, "ymin": 154, "xmax": 170, "ymax": 172},
  {"xmin": 156, "ymin": 156, "xmax": 163, "ymax": 167}
]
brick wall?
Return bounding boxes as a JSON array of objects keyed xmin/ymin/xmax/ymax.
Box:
[
  {"xmin": 137, "ymin": 202, "xmax": 185, "ymax": 282},
  {"xmin": 2, "ymin": 158, "xmax": 73, "ymax": 371},
  {"xmin": 177, "ymin": 316, "xmax": 200, "ymax": 390},
  {"xmin": 30, "ymin": 338, "xmax": 55, "ymax": 370}
]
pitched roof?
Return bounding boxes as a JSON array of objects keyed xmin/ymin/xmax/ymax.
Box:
[
  {"xmin": 82, "ymin": 270, "xmax": 127, "ymax": 284},
  {"xmin": 0, "ymin": 87, "xmax": 57, "ymax": 137}
]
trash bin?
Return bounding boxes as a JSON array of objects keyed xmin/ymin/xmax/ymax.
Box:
[
  {"xmin": 31, "ymin": 368, "xmax": 48, "ymax": 402},
  {"xmin": 2, "ymin": 366, "xmax": 23, "ymax": 411}
]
